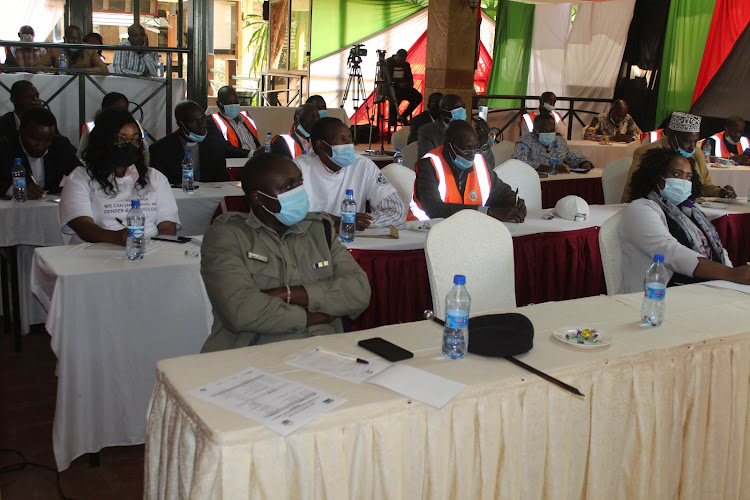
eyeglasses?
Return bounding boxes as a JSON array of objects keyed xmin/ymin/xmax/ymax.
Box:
[
  {"xmin": 450, "ymin": 142, "xmax": 488, "ymax": 158},
  {"xmin": 114, "ymin": 136, "xmax": 143, "ymax": 147}
]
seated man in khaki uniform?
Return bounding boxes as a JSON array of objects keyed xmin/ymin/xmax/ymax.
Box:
[
  {"xmin": 200, "ymin": 152, "xmax": 371, "ymax": 352},
  {"xmin": 622, "ymin": 112, "xmax": 736, "ymax": 202}
]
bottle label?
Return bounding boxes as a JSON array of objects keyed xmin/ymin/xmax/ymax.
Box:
[
  {"xmin": 128, "ymin": 226, "xmax": 145, "ymax": 239},
  {"xmin": 13, "ymin": 177, "xmax": 26, "ymax": 188},
  {"xmin": 644, "ymin": 283, "xmax": 666, "ymax": 300},
  {"xmin": 182, "ymin": 169, "xmax": 194, "ymax": 179},
  {"xmin": 446, "ymin": 312, "xmax": 469, "ymax": 329},
  {"xmin": 341, "ymin": 211, "xmax": 355, "ymax": 224}
]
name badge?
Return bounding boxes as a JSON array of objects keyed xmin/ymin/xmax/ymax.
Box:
[
  {"xmin": 312, "ymin": 260, "xmax": 329, "ymax": 269},
  {"xmin": 247, "ymin": 252, "xmax": 268, "ymax": 262}
]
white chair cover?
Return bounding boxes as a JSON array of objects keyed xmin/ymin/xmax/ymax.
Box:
[
  {"xmin": 598, "ymin": 209, "xmax": 625, "ymax": 295},
  {"xmin": 381, "ymin": 163, "xmax": 416, "ymax": 207},
  {"xmin": 491, "ymin": 140, "xmax": 515, "ymax": 166},
  {"xmin": 601, "ymin": 156, "xmax": 633, "ymax": 204},
  {"xmin": 425, "ymin": 209, "xmax": 516, "ymax": 320},
  {"xmin": 401, "ymin": 141, "xmax": 419, "ymax": 171},
  {"xmin": 494, "ymin": 159, "xmax": 543, "ymax": 211},
  {"xmin": 391, "ymin": 127, "xmax": 409, "ymax": 150}
]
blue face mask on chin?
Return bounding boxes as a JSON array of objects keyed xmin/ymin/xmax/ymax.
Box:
[
  {"xmin": 660, "ymin": 177, "xmax": 693, "ymax": 205},
  {"xmin": 452, "ymin": 153, "xmax": 474, "ymax": 170},
  {"xmin": 223, "ymin": 104, "xmax": 241, "ymax": 120},
  {"xmin": 677, "ymin": 146, "xmax": 695, "ymax": 158},
  {"xmin": 259, "ymin": 185, "xmax": 310, "ymax": 226},
  {"xmin": 449, "ymin": 107, "xmax": 467, "ymax": 122},
  {"xmin": 296, "ymin": 124, "xmax": 310, "ymax": 138},
  {"xmin": 538, "ymin": 132, "xmax": 556, "ymax": 146},
  {"xmin": 324, "ymin": 142, "xmax": 355, "ymax": 168},
  {"xmin": 180, "ymin": 121, "xmax": 207, "ymax": 143},
  {"xmin": 318, "ymin": 110, "xmax": 327, "ymax": 118}
]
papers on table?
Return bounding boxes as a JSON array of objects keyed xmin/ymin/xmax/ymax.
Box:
[
  {"xmin": 700, "ymin": 280, "xmax": 750, "ymax": 295},
  {"xmin": 189, "ymin": 367, "xmax": 346, "ymax": 436},
  {"xmin": 355, "ymin": 227, "xmax": 399, "ymax": 238},
  {"xmin": 287, "ymin": 347, "xmax": 390, "ymax": 383}
]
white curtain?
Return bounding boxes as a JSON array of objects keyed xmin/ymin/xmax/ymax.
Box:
[
  {"xmin": 527, "ymin": 3, "xmax": 572, "ymax": 107},
  {"xmin": 0, "ymin": 0, "xmax": 64, "ymax": 42},
  {"xmin": 562, "ymin": 0, "xmax": 636, "ymax": 122}
]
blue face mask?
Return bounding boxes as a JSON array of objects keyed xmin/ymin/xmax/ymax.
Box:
[
  {"xmin": 543, "ymin": 103, "xmax": 555, "ymax": 112},
  {"xmin": 223, "ymin": 104, "xmax": 241, "ymax": 120},
  {"xmin": 452, "ymin": 153, "xmax": 474, "ymax": 170},
  {"xmin": 260, "ymin": 184, "xmax": 310, "ymax": 226},
  {"xmin": 538, "ymin": 132, "xmax": 556, "ymax": 146},
  {"xmin": 677, "ymin": 146, "xmax": 695, "ymax": 158},
  {"xmin": 449, "ymin": 107, "xmax": 467, "ymax": 122},
  {"xmin": 318, "ymin": 110, "xmax": 328, "ymax": 118},
  {"xmin": 180, "ymin": 121, "xmax": 207, "ymax": 143},
  {"xmin": 296, "ymin": 124, "xmax": 310, "ymax": 138},
  {"xmin": 660, "ymin": 177, "xmax": 693, "ymax": 205},
  {"xmin": 324, "ymin": 142, "xmax": 355, "ymax": 168}
]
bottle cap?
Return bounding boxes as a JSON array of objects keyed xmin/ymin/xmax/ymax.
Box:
[
  {"xmin": 520, "ymin": 146, "xmax": 526, "ymax": 150},
  {"xmin": 131, "ymin": 199, "xmax": 140, "ymax": 208},
  {"xmin": 345, "ymin": 189, "xmax": 354, "ymax": 196},
  {"xmin": 396, "ymin": 148, "xmax": 401, "ymax": 152},
  {"xmin": 15, "ymin": 157, "xmax": 22, "ymax": 164},
  {"xmin": 653, "ymin": 254, "xmax": 664, "ymax": 263},
  {"xmin": 453, "ymin": 274, "xmax": 466, "ymax": 285},
  {"xmin": 185, "ymin": 152, "xmax": 191, "ymax": 158}
]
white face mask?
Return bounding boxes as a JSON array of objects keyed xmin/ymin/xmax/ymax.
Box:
[
  {"xmin": 724, "ymin": 135, "xmax": 738, "ymax": 145},
  {"xmin": 20, "ymin": 34, "xmax": 33, "ymax": 42}
]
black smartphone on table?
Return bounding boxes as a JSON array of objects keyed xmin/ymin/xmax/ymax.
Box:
[{"xmin": 358, "ymin": 337, "xmax": 413, "ymax": 362}]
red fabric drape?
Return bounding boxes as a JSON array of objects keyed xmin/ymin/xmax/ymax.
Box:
[
  {"xmin": 691, "ymin": 0, "xmax": 750, "ymax": 104},
  {"xmin": 710, "ymin": 213, "xmax": 750, "ymax": 266},
  {"xmin": 541, "ymin": 178, "xmax": 605, "ymax": 209}
]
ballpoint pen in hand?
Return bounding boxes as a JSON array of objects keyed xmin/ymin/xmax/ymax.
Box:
[{"xmin": 115, "ymin": 217, "xmax": 127, "ymax": 228}]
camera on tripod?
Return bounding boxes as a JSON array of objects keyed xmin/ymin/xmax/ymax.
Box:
[
  {"xmin": 376, "ymin": 49, "xmax": 386, "ymax": 60},
  {"xmin": 347, "ymin": 44, "xmax": 367, "ymax": 67}
]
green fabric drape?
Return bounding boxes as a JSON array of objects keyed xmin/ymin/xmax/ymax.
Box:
[
  {"xmin": 655, "ymin": 0, "xmax": 717, "ymax": 125},
  {"xmin": 310, "ymin": 0, "xmax": 427, "ymax": 61},
  {"xmin": 486, "ymin": 0, "xmax": 535, "ymax": 108}
]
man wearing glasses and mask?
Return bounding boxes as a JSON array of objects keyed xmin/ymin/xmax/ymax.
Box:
[
  {"xmin": 411, "ymin": 120, "xmax": 526, "ymax": 223},
  {"xmin": 512, "ymin": 114, "xmax": 593, "ymax": 174}
]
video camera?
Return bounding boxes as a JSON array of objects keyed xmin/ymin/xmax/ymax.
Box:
[{"xmin": 347, "ymin": 44, "xmax": 367, "ymax": 67}]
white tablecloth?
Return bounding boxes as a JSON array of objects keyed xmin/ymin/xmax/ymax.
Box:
[
  {"xmin": 567, "ymin": 140, "xmax": 639, "ymax": 168},
  {"xmin": 0, "ymin": 73, "xmax": 186, "ymax": 146},
  {"xmin": 31, "ymin": 239, "xmax": 212, "ymax": 471},
  {"xmin": 145, "ymin": 284, "xmax": 750, "ymax": 499},
  {"xmin": 171, "ymin": 182, "xmax": 244, "ymax": 236},
  {"xmin": 708, "ymin": 165, "xmax": 750, "ymax": 199},
  {"xmin": 539, "ymin": 166, "xmax": 604, "ymax": 184},
  {"xmin": 205, "ymin": 106, "xmax": 350, "ymax": 141}
]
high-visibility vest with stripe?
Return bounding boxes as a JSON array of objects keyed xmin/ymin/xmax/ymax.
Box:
[
  {"xmin": 210, "ymin": 111, "xmax": 259, "ymax": 147},
  {"xmin": 709, "ymin": 131, "xmax": 750, "ymax": 157},
  {"xmin": 640, "ymin": 129, "xmax": 663, "ymax": 144},
  {"xmin": 521, "ymin": 110, "xmax": 562, "ymax": 132},
  {"xmin": 272, "ymin": 134, "xmax": 303, "ymax": 158},
  {"xmin": 81, "ymin": 121, "xmax": 95, "ymax": 136},
  {"xmin": 409, "ymin": 145, "xmax": 491, "ymax": 221}
]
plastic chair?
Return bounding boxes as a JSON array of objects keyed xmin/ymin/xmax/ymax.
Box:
[
  {"xmin": 401, "ymin": 141, "xmax": 419, "ymax": 171},
  {"xmin": 425, "ymin": 209, "xmax": 516, "ymax": 320},
  {"xmin": 601, "ymin": 156, "xmax": 632, "ymax": 205},
  {"xmin": 493, "ymin": 159, "xmax": 542, "ymax": 211},
  {"xmin": 391, "ymin": 127, "xmax": 409, "ymax": 150},
  {"xmin": 598, "ymin": 209, "xmax": 625, "ymax": 295},
  {"xmin": 211, "ymin": 195, "xmax": 250, "ymax": 223},
  {"xmin": 491, "ymin": 140, "xmax": 515, "ymax": 167},
  {"xmin": 381, "ymin": 163, "xmax": 416, "ymax": 207}
]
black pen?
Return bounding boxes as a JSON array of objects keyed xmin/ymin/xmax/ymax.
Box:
[
  {"xmin": 316, "ymin": 348, "xmax": 369, "ymax": 364},
  {"xmin": 115, "ymin": 217, "xmax": 127, "ymax": 228}
]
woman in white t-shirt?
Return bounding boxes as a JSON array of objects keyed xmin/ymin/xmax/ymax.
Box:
[{"xmin": 60, "ymin": 109, "xmax": 180, "ymax": 245}]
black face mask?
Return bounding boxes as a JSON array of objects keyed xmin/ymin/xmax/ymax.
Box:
[{"xmin": 112, "ymin": 142, "xmax": 140, "ymax": 167}]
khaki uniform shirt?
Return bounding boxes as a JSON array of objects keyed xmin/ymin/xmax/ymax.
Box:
[
  {"xmin": 34, "ymin": 47, "xmax": 109, "ymax": 73},
  {"xmin": 200, "ymin": 210, "xmax": 371, "ymax": 352},
  {"xmin": 621, "ymin": 137, "xmax": 721, "ymax": 202}
]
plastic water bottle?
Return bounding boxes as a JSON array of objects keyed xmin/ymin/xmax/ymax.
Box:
[
  {"xmin": 550, "ymin": 144, "xmax": 560, "ymax": 175},
  {"xmin": 518, "ymin": 146, "xmax": 529, "ymax": 164},
  {"xmin": 265, "ymin": 132, "xmax": 272, "ymax": 152},
  {"xmin": 702, "ymin": 140, "xmax": 711, "ymax": 161},
  {"xmin": 59, "ymin": 51, "xmax": 68, "ymax": 75},
  {"xmin": 181, "ymin": 152, "xmax": 194, "ymax": 193},
  {"xmin": 488, "ymin": 129, "xmax": 496, "ymax": 146},
  {"xmin": 142, "ymin": 131, "xmax": 149, "ymax": 151},
  {"xmin": 393, "ymin": 148, "xmax": 403, "ymax": 165},
  {"xmin": 339, "ymin": 189, "xmax": 356, "ymax": 243},
  {"xmin": 640, "ymin": 254, "xmax": 667, "ymax": 327},
  {"xmin": 12, "ymin": 158, "xmax": 26, "ymax": 203},
  {"xmin": 443, "ymin": 274, "xmax": 471, "ymax": 359},
  {"xmin": 156, "ymin": 55, "xmax": 164, "ymax": 78},
  {"xmin": 126, "ymin": 200, "xmax": 146, "ymax": 260}
]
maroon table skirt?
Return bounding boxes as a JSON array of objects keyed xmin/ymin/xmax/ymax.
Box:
[
  {"xmin": 227, "ymin": 167, "xmax": 242, "ymax": 181},
  {"xmin": 541, "ymin": 177, "xmax": 604, "ymax": 208},
  {"xmin": 711, "ymin": 213, "xmax": 750, "ymax": 266}
]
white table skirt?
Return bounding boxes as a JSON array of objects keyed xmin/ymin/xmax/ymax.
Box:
[
  {"xmin": 708, "ymin": 165, "xmax": 750, "ymax": 199},
  {"xmin": 567, "ymin": 140, "xmax": 639, "ymax": 169},
  {"xmin": 31, "ymin": 239, "xmax": 212, "ymax": 470},
  {"xmin": 144, "ymin": 285, "xmax": 750, "ymax": 499}
]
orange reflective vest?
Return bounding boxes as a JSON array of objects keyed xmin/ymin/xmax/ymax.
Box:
[
  {"xmin": 709, "ymin": 131, "xmax": 750, "ymax": 157},
  {"xmin": 210, "ymin": 111, "xmax": 259, "ymax": 147},
  {"xmin": 521, "ymin": 110, "xmax": 562, "ymax": 132},
  {"xmin": 409, "ymin": 145, "xmax": 491, "ymax": 221},
  {"xmin": 272, "ymin": 134, "xmax": 303, "ymax": 158},
  {"xmin": 640, "ymin": 129, "xmax": 663, "ymax": 144}
]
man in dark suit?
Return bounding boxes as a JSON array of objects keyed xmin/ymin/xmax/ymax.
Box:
[
  {"xmin": 149, "ymin": 100, "xmax": 250, "ymax": 185},
  {"xmin": 0, "ymin": 107, "xmax": 81, "ymax": 198},
  {"xmin": 407, "ymin": 92, "xmax": 442, "ymax": 145},
  {"xmin": 0, "ymin": 80, "xmax": 43, "ymax": 145}
]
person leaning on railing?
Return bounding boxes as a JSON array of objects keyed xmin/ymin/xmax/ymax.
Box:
[{"xmin": 34, "ymin": 25, "xmax": 108, "ymax": 73}]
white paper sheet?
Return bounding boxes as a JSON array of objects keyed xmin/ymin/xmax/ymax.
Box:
[
  {"xmin": 700, "ymin": 280, "xmax": 750, "ymax": 295},
  {"xmin": 189, "ymin": 367, "xmax": 346, "ymax": 436},
  {"xmin": 286, "ymin": 348, "xmax": 390, "ymax": 384},
  {"xmin": 366, "ymin": 364, "xmax": 466, "ymax": 409},
  {"xmin": 355, "ymin": 227, "xmax": 393, "ymax": 237}
]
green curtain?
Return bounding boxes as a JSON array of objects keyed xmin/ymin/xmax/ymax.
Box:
[
  {"xmin": 655, "ymin": 0, "xmax": 717, "ymax": 126},
  {"xmin": 311, "ymin": 0, "xmax": 427, "ymax": 61},
  {"xmin": 485, "ymin": 0, "xmax": 535, "ymax": 108}
]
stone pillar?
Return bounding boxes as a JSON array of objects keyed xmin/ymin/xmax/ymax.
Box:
[{"xmin": 425, "ymin": 0, "xmax": 479, "ymax": 111}]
